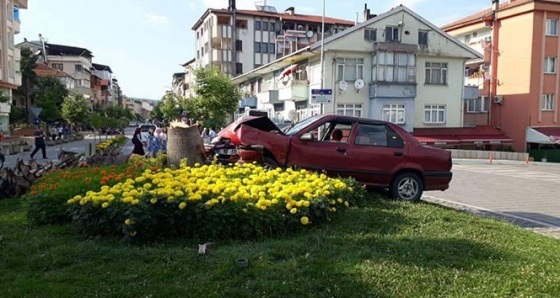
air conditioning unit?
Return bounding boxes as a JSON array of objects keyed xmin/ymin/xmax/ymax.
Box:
[{"xmin": 493, "ymin": 95, "xmax": 504, "ymax": 104}]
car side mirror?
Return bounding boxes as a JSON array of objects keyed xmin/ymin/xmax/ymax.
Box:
[{"xmin": 300, "ymin": 133, "xmax": 314, "ymax": 142}]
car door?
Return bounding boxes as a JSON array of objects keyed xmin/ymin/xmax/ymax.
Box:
[
  {"xmin": 287, "ymin": 118, "xmax": 356, "ymax": 178},
  {"xmin": 343, "ymin": 122, "xmax": 407, "ymax": 187}
]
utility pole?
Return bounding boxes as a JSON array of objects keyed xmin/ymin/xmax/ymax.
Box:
[
  {"xmin": 319, "ymin": 0, "xmax": 326, "ymax": 115},
  {"xmin": 229, "ymin": 0, "xmax": 237, "ymax": 77}
]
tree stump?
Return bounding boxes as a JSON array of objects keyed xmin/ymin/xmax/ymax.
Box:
[{"xmin": 167, "ymin": 124, "xmax": 206, "ymax": 167}]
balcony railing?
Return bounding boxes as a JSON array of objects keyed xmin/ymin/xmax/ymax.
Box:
[
  {"xmin": 257, "ymin": 90, "xmax": 280, "ymax": 104},
  {"xmin": 278, "ymin": 79, "xmax": 308, "ymax": 101}
]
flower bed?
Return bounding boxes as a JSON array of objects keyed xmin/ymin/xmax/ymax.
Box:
[
  {"xmin": 68, "ymin": 162, "xmax": 366, "ymax": 242},
  {"xmin": 96, "ymin": 135, "xmax": 127, "ymax": 152},
  {"xmin": 24, "ymin": 164, "xmax": 146, "ymax": 225}
]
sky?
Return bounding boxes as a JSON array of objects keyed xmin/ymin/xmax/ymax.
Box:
[{"xmin": 17, "ymin": 0, "xmax": 492, "ymax": 100}]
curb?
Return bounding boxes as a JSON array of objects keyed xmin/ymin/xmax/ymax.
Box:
[{"xmin": 422, "ymin": 195, "xmax": 560, "ymax": 240}]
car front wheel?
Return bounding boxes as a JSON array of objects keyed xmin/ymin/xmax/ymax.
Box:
[
  {"xmin": 390, "ymin": 172, "xmax": 424, "ymax": 202},
  {"xmin": 263, "ymin": 156, "xmax": 278, "ymax": 170}
]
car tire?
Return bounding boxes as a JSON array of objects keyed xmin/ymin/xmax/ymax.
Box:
[
  {"xmin": 263, "ymin": 156, "xmax": 278, "ymax": 170},
  {"xmin": 390, "ymin": 172, "xmax": 424, "ymax": 202}
]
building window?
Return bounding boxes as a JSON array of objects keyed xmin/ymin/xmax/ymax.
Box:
[
  {"xmin": 254, "ymin": 21, "xmax": 261, "ymax": 30},
  {"xmin": 261, "ymin": 42, "xmax": 268, "ymax": 53},
  {"xmin": 51, "ymin": 63, "xmax": 63, "ymax": 71},
  {"xmin": 364, "ymin": 29, "xmax": 376, "ymax": 41},
  {"xmin": 546, "ymin": 19, "xmax": 558, "ymax": 36},
  {"xmin": 262, "ymin": 21, "xmax": 268, "ymax": 31},
  {"xmin": 236, "ymin": 40, "xmax": 243, "ymax": 51},
  {"xmin": 75, "ymin": 64, "xmax": 83, "ymax": 72},
  {"xmin": 236, "ymin": 63, "xmax": 243, "ymax": 75},
  {"xmin": 382, "ymin": 104, "xmax": 406, "ymax": 124},
  {"xmin": 372, "ymin": 51, "xmax": 416, "ymax": 83},
  {"xmin": 418, "ymin": 30, "xmax": 428, "ymax": 45},
  {"xmin": 270, "ymin": 22, "xmax": 276, "ymax": 32},
  {"xmin": 254, "ymin": 42, "xmax": 261, "ymax": 53},
  {"xmin": 385, "ymin": 26, "xmax": 400, "ymax": 41},
  {"xmin": 425, "ymin": 62, "xmax": 448, "ymax": 85},
  {"xmin": 336, "ymin": 104, "xmax": 362, "ymax": 117},
  {"xmin": 268, "ymin": 43, "xmax": 275, "ymax": 54},
  {"xmin": 466, "ymin": 96, "xmax": 488, "ymax": 113},
  {"xmin": 545, "ymin": 57, "xmax": 556, "ymax": 73},
  {"xmin": 336, "ymin": 58, "xmax": 364, "ymax": 82},
  {"xmin": 543, "ymin": 94, "xmax": 555, "ymax": 111},
  {"xmin": 424, "ymin": 105, "xmax": 446, "ymax": 124}
]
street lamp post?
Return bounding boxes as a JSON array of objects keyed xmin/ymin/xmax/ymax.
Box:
[{"xmin": 319, "ymin": 0, "xmax": 326, "ymax": 115}]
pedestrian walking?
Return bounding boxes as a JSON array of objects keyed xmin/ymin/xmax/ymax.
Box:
[
  {"xmin": 30, "ymin": 128, "xmax": 48, "ymax": 159},
  {"xmin": 131, "ymin": 127, "xmax": 145, "ymax": 156}
]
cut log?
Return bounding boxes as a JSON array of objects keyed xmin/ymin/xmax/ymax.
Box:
[{"xmin": 167, "ymin": 124, "xmax": 206, "ymax": 167}]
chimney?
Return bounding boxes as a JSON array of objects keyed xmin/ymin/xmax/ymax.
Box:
[
  {"xmin": 285, "ymin": 7, "xmax": 295, "ymax": 15},
  {"xmin": 363, "ymin": 4, "xmax": 368, "ymax": 22}
]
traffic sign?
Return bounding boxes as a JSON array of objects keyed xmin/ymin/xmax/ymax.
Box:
[
  {"xmin": 311, "ymin": 89, "xmax": 332, "ymax": 104},
  {"xmin": 30, "ymin": 106, "xmax": 43, "ymax": 117},
  {"xmin": 33, "ymin": 118, "xmax": 41, "ymax": 125}
]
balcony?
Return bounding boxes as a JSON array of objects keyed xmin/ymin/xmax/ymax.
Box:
[
  {"xmin": 278, "ymin": 79, "xmax": 308, "ymax": 101},
  {"xmin": 212, "ymin": 49, "xmax": 232, "ymax": 63},
  {"xmin": 464, "ymin": 85, "xmax": 481, "ymax": 99},
  {"xmin": 239, "ymin": 96, "xmax": 257, "ymax": 108},
  {"xmin": 257, "ymin": 90, "xmax": 280, "ymax": 104}
]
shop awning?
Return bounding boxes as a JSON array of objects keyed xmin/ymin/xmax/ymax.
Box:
[
  {"xmin": 413, "ymin": 126, "xmax": 513, "ymax": 146},
  {"xmin": 526, "ymin": 127, "xmax": 560, "ymax": 144}
]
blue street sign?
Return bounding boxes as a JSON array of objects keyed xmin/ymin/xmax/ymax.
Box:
[
  {"xmin": 311, "ymin": 89, "xmax": 333, "ymax": 104},
  {"xmin": 33, "ymin": 118, "xmax": 41, "ymax": 125}
]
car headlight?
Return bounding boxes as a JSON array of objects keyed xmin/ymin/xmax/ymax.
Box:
[{"xmin": 210, "ymin": 136, "xmax": 221, "ymax": 144}]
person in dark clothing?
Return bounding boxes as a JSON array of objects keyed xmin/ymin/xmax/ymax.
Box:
[
  {"xmin": 30, "ymin": 128, "xmax": 48, "ymax": 159},
  {"xmin": 131, "ymin": 127, "xmax": 145, "ymax": 156}
]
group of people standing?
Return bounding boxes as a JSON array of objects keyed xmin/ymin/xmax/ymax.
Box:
[{"xmin": 131, "ymin": 126, "xmax": 167, "ymax": 158}]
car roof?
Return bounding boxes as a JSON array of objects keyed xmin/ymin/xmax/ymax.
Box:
[{"xmin": 318, "ymin": 114, "xmax": 388, "ymax": 125}]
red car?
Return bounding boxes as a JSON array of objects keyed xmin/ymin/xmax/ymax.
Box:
[{"xmin": 210, "ymin": 114, "xmax": 452, "ymax": 201}]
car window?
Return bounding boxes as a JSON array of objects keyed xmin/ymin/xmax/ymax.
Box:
[
  {"xmin": 354, "ymin": 124, "xmax": 404, "ymax": 148},
  {"xmin": 304, "ymin": 121, "xmax": 354, "ymax": 143},
  {"xmin": 285, "ymin": 115, "xmax": 321, "ymax": 136},
  {"xmin": 141, "ymin": 125, "xmax": 155, "ymax": 132}
]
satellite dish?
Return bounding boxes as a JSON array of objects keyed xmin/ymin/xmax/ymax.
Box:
[
  {"xmin": 354, "ymin": 79, "xmax": 365, "ymax": 92},
  {"xmin": 306, "ymin": 31, "xmax": 313, "ymax": 38},
  {"xmin": 287, "ymin": 109, "xmax": 298, "ymax": 121},
  {"xmin": 339, "ymin": 80, "xmax": 348, "ymax": 91}
]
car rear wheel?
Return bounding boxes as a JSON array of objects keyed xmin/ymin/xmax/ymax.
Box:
[
  {"xmin": 263, "ymin": 156, "xmax": 278, "ymax": 170},
  {"xmin": 390, "ymin": 172, "xmax": 423, "ymax": 202}
]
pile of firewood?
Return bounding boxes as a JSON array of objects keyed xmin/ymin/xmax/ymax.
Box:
[{"xmin": 0, "ymin": 150, "xmax": 84, "ymax": 199}]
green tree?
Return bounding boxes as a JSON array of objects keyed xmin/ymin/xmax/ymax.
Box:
[
  {"xmin": 13, "ymin": 47, "xmax": 38, "ymax": 123},
  {"xmin": 35, "ymin": 76, "xmax": 69, "ymax": 123},
  {"xmin": 61, "ymin": 94, "xmax": 90, "ymax": 126},
  {"xmin": 159, "ymin": 92, "xmax": 182, "ymax": 122},
  {"xmin": 151, "ymin": 101, "xmax": 164, "ymax": 120},
  {"xmin": 182, "ymin": 67, "xmax": 240, "ymax": 128},
  {"xmin": 9, "ymin": 105, "xmax": 27, "ymax": 125},
  {"xmin": 0, "ymin": 90, "xmax": 9, "ymax": 103},
  {"xmin": 88, "ymin": 112, "xmax": 106, "ymax": 142}
]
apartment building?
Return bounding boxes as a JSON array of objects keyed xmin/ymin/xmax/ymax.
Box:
[
  {"xmin": 233, "ymin": 5, "xmax": 485, "ymax": 141},
  {"xmin": 192, "ymin": 1, "xmax": 355, "ymax": 77},
  {"xmin": 17, "ymin": 40, "xmax": 93, "ymax": 99},
  {"xmin": 91, "ymin": 63, "xmax": 113, "ymax": 106},
  {"xmin": 443, "ymin": 0, "xmax": 560, "ymax": 152},
  {"xmin": 0, "ymin": 0, "xmax": 27, "ymax": 133}
]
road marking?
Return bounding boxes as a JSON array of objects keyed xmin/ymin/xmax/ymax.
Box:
[{"xmin": 422, "ymin": 195, "xmax": 559, "ymax": 228}]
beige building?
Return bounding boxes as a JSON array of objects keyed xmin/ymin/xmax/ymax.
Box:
[
  {"xmin": 17, "ymin": 40, "xmax": 93, "ymax": 99},
  {"xmin": 233, "ymin": 5, "xmax": 480, "ymax": 132},
  {"xmin": 0, "ymin": 0, "xmax": 26, "ymax": 133},
  {"xmin": 192, "ymin": 2, "xmax": 354, "ymax": 77}
]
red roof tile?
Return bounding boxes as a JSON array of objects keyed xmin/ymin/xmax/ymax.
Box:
[
  {"xmin": 193, "ymin": 8, "xmax": 354, "ymax": 29},
  {"xmin": 32, "ymin": 63, "xmax": 71, "ymax": 78},
  {"xmin": 442, "ymin": 0, "xmax": 560, "ymax": 30}
]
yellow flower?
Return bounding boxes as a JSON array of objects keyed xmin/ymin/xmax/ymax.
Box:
[
  {"xmin": 337, "ymin": 198, "xmax": 343, "ymax": 203},
  {"xmin": 290, "ymin": 208, "xmax": 298, "ymax": 214},
  {"xmin": 300, "ymin": 216, "xmax": 310, "ymax": 225},
  {"xmin": 344, "ymin": 201, "xmax": 349, "ymax": 207},
  {"xmin": 179, "ymin": 202, "xmax": 187, "ymax": 209},
  {"xmin": 125, "ymin": 218, "xmax": 132, "ymax": 225},
  {"xmin": 130, "ymin": 231, "xmax": 137, "ymax": 236},
  {"xmin": 302, "ymin": 201, "xmax": 310, "ymax": 208},
  {"xmin": 102, "ymin": 202, "xmax": 110, "ymax": 208},
  {"xmin": 150, "ymin": 198, "xmax": 158, "ymax": 204},
  {"xmin": 131, "ymin": 199, "xmax": 139, "ymax": 205}
]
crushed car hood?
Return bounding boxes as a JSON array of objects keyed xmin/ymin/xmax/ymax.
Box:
[{"xmin": 218, "ymin": 116, "xmax": 283, "ymax": 144}]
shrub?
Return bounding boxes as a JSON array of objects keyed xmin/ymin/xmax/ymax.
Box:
[
  {"xmin": 68, "ymin": 162, "xmax": 366, "ymax": 242},
  {"xmin": 96, "ymin": 135, "xmax": 127, "ymax": 152},
  {"xmin": 24, "ymin": 164, "xmax": 143, "ymax": 225}
]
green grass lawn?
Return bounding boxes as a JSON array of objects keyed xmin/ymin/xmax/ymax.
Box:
[{"xmin": 1, "ymin": 196, "xmax": 559, "ymax": 298}]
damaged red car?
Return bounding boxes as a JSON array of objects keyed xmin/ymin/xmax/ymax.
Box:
[{"xmin": 209, "ymin": 114, "xmax": 453, "ymax": 201}]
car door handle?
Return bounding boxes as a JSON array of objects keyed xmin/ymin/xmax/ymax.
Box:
[
  {"xmin": 394, "ymin": 151, "xmax": 403, "ymax": 156},
  {"xmin": 336, "ymin": 147, "xmax": 346, "ymax": 153}
]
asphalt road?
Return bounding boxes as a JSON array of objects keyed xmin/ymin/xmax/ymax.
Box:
[
  {"xmin": 2, "ymin": 127, "xmax": 136, "ymax": 168},
  {"xmin": 423, "ymin": 159, "xmax": 560, "ymax": 231}
]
